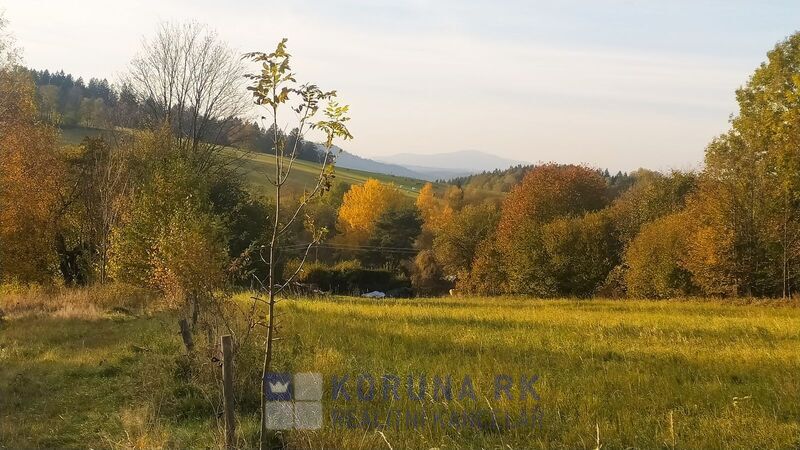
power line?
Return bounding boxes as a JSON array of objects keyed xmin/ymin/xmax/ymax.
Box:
[{"xmin": 280, "ymin": 242, "xmax": 419, "ymax": 254}]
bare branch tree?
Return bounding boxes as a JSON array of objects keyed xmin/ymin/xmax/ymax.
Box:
[
  {"xmin": 0, "ymin": 11, "xmax": 20, "ymax": 70},
  {"xmin": 0, "ymin": 11, "xmax": 23, "ymax": 126},
  {"xmin": 244, "ymin": 39, "xmax": 352, "ymax": 450},
  {"xmin": 125, "ymin": 22, "xmax": 248, "ymax": 172}
]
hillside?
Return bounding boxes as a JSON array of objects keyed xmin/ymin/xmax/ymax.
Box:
[
  {"xmin": 60, "ymin": 126, "xmax": 436, "ymax": 198},
  {"xmin": 230, "ymin": 148, "xmax": 434, "ymax": 198}
]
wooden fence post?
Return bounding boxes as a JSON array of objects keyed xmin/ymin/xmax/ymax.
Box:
[
  {"xmin": 221, "ymin": 335, "xmax": 236, "ymax": 449},
  {"xmin": 179, "ymin": 319, "xmax": 194, "ymax": 353}
]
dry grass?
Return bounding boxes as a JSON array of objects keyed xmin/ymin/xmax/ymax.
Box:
[{"xmin": 0, "ymin": 282, "xmax": 157, "ymax": 319}]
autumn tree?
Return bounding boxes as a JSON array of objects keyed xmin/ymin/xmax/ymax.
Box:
[
  {"xmin": 684, "ymin": 32, "xmax": 800, "ymax": 297},
  {"xmin": 416, "ymin": 183, "xmax": 454, "ymax": 231},
  {"xmin": 497, "ymin": 164, "xmax": 607, "ymax": 232},
  {"xmin": 150, "ymin": 201, "xmax": 228, "ymax": 308},
  {"xmin": 433, "ymin": 202, "xmax": 499, "ymax": 281},
  {"xmin": 0, "ymin": 63, "xmax": 65, "ymax": 283},
  {"xmin": 489, "ymin": 164, "xmax": 609, "ymax": 295},
  {"xmin": 682, "ymin": 171, "xmax": 762, "ymax": 296},
  {"xmin": 336, "ymin": 179, "xmax": 409, "ymax": 245},
  {"xmin": 624, "ymin": 212, "xmax": 695, "ymax": 298},
  {"xmin": 460, "ymin": 235, "xmax": 507, "ymax": 295},
  {"xmin": 108, "ymin": 132, "xmax": 221, "ymax": 292},
  {"xmin": 607, "ymin": 169, "xmax": 697, "ymax": 245},
  {"xmin": 69, "ymin": 138, "xmax": 131, "ymax": 283},
  {"xmin": 0, "ymin": 12, "xmax": 18, "ymax": 69},
  {"xmin": 443, "ymin": 185, "xmax": 465, "ymax": 211},
  {"xmin": 541, "ymin": 211, "xmax": 619, "ymax": 297},
  {"xmin": 415, "ymin": 182, "xmax": 455, "ymax": 248}
]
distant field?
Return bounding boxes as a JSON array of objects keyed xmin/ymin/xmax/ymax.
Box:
[
  {"xmin": 60, "ymin": 126, "xmax": 115, "ymax": 145},
  {"xmin": 228, "ymin": 148, "xmax": 433, "ymax": 198},
  {"xmin": 1, "ymin": 293, "xmax": 798, "ymax": 449},
  {"xmin": 59, "ymin": 126, "xmax": 436, "ymax": 198}
]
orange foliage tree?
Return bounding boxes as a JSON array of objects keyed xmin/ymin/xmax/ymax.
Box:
[{"xmin": 472, "ymin": 164, "xmax": 608, "ymax": 295}]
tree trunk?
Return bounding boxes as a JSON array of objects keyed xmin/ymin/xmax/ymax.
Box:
[
  {"xmin": 260, "ymin": 124, "xmax": 282, "ymax": 450},
  {"xmin": 179, "ymin": 318, "xmax": 194, "ymax": 353},
  {"xmin": 191, "ymin": 293, "xmax": 200, "ymax": 328}
]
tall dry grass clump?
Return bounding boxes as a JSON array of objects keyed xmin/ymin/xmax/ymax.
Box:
[{"xmin": 0, "ymin": 282, "xmax": 157, "ymax": 319}]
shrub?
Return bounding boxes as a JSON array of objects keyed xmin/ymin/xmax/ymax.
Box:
[
  {"xmin": 410, "ymin": 250, "xmax": 450, "ymax": 296},
  {"xmin": 293, "ymin": 260, "xmax": 408, "ymax": 295}
]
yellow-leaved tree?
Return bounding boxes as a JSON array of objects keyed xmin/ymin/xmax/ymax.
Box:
[
  {"xmin": 416, "ymin": 182, "xmax": 455, "ymax": 235},
  {"xmin": 336, "ymin": 179, "xmax": 409, "ymax": 245}
]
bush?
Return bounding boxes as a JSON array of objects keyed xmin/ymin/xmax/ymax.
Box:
[
  {"xmin": 293, "ymin": 260, "xmax": 409, "ymax": 295},
  {"xmin": 410, "ymin": 250, "xmax": 450, "ymax": 296}
]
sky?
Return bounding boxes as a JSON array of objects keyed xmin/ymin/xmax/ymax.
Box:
[{"xmin": 3, "ymin": 0, "xmax": 800, "ymax": 172}]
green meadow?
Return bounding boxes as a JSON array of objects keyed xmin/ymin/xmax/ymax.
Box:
[{"xmin": 2, "ymin": 290, "xmax": 798, "ymax": 449}]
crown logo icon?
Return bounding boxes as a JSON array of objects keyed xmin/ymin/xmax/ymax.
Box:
[{"xmin": 269, "ymin": 381, "xmax": 290, "ymax": 394}]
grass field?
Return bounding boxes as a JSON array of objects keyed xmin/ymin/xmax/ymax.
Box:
[{"xmin": 1, "ymin": 290, "xmax": 798, "ymax": 449}]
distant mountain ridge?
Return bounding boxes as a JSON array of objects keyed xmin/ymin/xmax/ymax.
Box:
[
  {"xmin": 314, "ymin": 146, "xmax": 527, "ymax": 182},
  {"xmin": 399, "ymin": 165, "xmax": 472, "ymax": 181},
  {"xmin": 314, "ymin": 144, "xmax": 433, "ymax": 180},
  {"xmin": 378, "ymin": 150, "xmax": 527, "ymax": 174}
]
